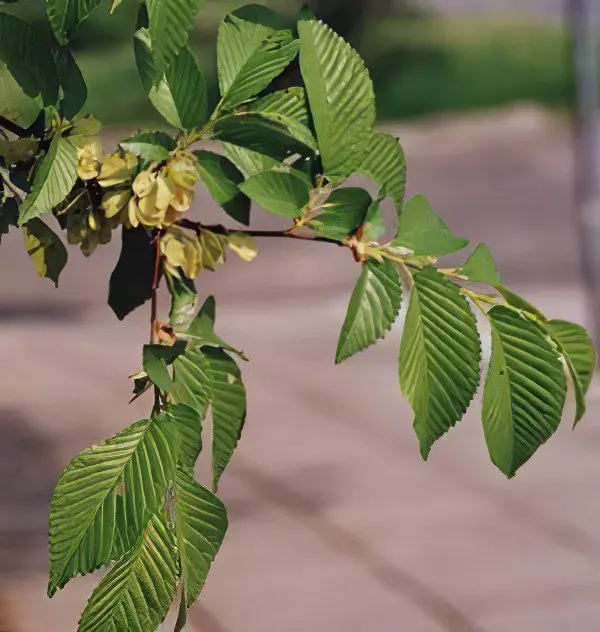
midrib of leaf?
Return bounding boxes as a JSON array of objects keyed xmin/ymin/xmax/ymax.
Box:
[{"xmin": 399, "ymin": 268, "xmax": 481, "ymax": 458}]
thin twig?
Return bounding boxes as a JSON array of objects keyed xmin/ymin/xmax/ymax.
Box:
[
  {"xmin": 150, "ymin": 234, "xmax": 163, "ymax": 414},
  {"xmin": 177, "ymin": 218, "xmax": 345, "ymax": 247},
  {"xmin": 150, "ymin": 234, "xmax": 162, "ymax": 344}
]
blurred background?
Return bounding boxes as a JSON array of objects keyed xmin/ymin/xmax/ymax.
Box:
[{"xmin": 2, "ymin": 1, "xmax": 600, "ymax": 631}]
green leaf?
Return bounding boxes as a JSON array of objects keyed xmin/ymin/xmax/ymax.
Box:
[
  {"xmin": 174, "ymin": 467, "xmax": 227, "ymax": 616},
  {"xmin": 22, "ymin": 218, "xmax": 68, "ymax": 287},
  {"xmin": 173, "ymin": 346, "xmax": 247, "ymax": 490},
  {"xmin": 142, "ymin": 344, "xmax": 185, "ymax": 393},
  {"xmin": 146, "ymin": 0, "xmax": 204, "ymax": 71},
  {"xmin": 48, "ymin": 413, "xmax": 176, "ymax": 595},
  {"xmin": 546, "ymin": 319, "xmax": 595, "ymax": 426},
  {"xmin": 482, "ymin": 306, "xmax": 567, "ymax": 477},
  {"xmin": 166, "ymin": 271, "xmax": 199, "ymax": 331},
  {"xmin": 399, "ymin": 267, "xmax": 481, "ymax": 458},
  {"xmin": 77, "ymin": 510, "xmax": 178, "ymax": 632},
  {"xmin": 46, "ymin": 0, "xmax": 105, "ymax": 44},
  {"xmin": 239, "ymin": 170, "xmax": 309, "ymax": 218},
  {"xmin": 359, "ymin": 132, "xmax": 406, "ymax": 210},
  {"xmin": 392, "ymin": 195, "xmax": 469, "ymax": 256},
  {"xmin": 336, "ymin": 260, "xmax": 402, "ymax": 364},
  {"xmin": 108, "ymin": 226, "xmax": 157, "ymax": 320},
  {"xmin": 120, "ymin": 131, "xmax": 176, "ymax": 162},
  {"xmin": 223, "ymin": 87, "xmax": 316, "ymax": 178},
  {"xmin": 460, "ymin": 243, "xmax": 502, "ymax": 286},
  {"xmin": 0, "ymin": 63, "xmax": 42, "ymax": 128},
  {"xmin": 212, "ymin": 111, "xmax": 315, "ymax": 161},
  {"xmin": 195, "ymin": 150, "xmax": 250, "ymax": 225},
  {"xmin": 135, "ymin": 26, "xmax": 207, "ymax": 130},
  {"xmin": 18, "ymin": 136, "xmax": 78, "ymax": 226},
  {"xmin": 361, "ymin": 198, "xmax": 386, "ymax": 243},
  {"xmin": 177, "ymin": 295, "xmax": 247, "ymax": 360},
  {"xmin": 217, "ymin": 5, "xmax": 299, "ymax": 111},
  {"xmin": 54, "ymin": 47, "xmax": 87, "ymax": 119},
  {"xmin": 496, "ymin": 285, "xmax": 546, "ymax": 321},
  {"xmin": 204, "ymin": 348, "xmax": 247, "ymax": 490},
  {"xmin": 298, "ymin": 18, "xmax": 375, "ymax": 183},
  {"xmin": 311, "ymin": 187, "xmax": 372, "ymax": 241},
  {"xmin": 170, "ymin": 403, "xmax": 202, "ymax": 471},
  {"xmin": 0, "ymin": 13, "xmax": 59, "ymax": 105}
]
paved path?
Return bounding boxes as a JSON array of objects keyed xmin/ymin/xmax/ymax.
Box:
[{"xmin": 1, "ymin": 107, "xmax": 599, "ymax": 631}]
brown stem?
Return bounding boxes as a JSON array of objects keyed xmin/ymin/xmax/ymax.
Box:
[
  {"xmin": 0, "ymin": 116, "xmax": 27, "ymax": 137},
  {"xmin": 150, "ymin": 234, "xmax": 162, "ymax": 344},
  {"xmin": 177, "ymin": 219, "xmax": 345, "ymax": 247}
]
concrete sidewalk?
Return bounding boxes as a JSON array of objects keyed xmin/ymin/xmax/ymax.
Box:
[{"xmin": 1, "ymin": 108, "xmax": 599, "ymax": 631}]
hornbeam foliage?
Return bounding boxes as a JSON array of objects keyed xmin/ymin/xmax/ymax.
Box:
[{"xmin": 0, "ymin": 1, "xmax": 595, "ymax": 629}]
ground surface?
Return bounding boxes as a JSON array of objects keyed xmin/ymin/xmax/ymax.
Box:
[{"xmin": 1, "ymin": 107, "xmax": 599, "ymax": 631}]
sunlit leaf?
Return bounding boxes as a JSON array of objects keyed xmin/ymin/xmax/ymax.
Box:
[
  {"xmin": 22, "ymin": 218, "xmax": 68, "ymax": 287},
  {"xmin": 399, "ymin": 267, "xmax": 481, "ymax": 458},
  {"xmin": 482, "ymin": 306, "xmax": 566, "ymax": 477},
  {"xmin": 336, "ymin": 259, "xmax": 402, "ymax": 363},
  {"xmin": 392, "ymin": 195, "xmax": 468, "ymax": 256}
]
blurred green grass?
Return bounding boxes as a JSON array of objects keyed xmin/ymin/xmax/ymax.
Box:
[{"xmin": 2, "ymin": 0, "xmax": 574, "ymax": 125}]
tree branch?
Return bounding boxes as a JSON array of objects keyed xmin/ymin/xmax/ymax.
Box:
[
  {"xmin": 0, "ymin": 116, "xmax": 27, "ymax": 137},
  {"xmin": 177, "ymin": 218, "xmax": 346, "ymax": 247}
]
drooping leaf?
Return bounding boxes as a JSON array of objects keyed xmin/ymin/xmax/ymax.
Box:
[
  {"xmin": 546, "ymin": 319, "xmax": 595, "ymax": 425},
  {"xmin": 460, "ymin": 243, "xmax": 502, "ymax": 286},
  {"xmin": 399, "ymin": 267, "xmax": 481, "ymax": 458},
  {"xmin": 0, "ymin": 13, "xmax": 59, "ymax": 105},
  {"xmin": 217, "ymin": 5, "xmax": 299, "ymax": 111},
  {"xmin": 0, "ymin": 63, "xmax": 42, "ymax": 128},
  {"xmin": 169, "ymin": 403, "xmax": 203, "ymax": 472},
  {"xmin": 46, "ymin": 0, "xmax": 105, "ymax": 44},
  {"xmin": 174, "ymin": 467, "xmax": 227, "ymax": 615},
  {"xmin": 77, "ymin": 510, "xmax": 178, "ymax": 632},
  {"xmin": 195, "ymin": 150, "xmax": 250, "ymax": 225},
  {"xmin": 239, "ymin": 170, "xmax": 309, "ymax": 218},
  {"xmin": 166, "ymin": 271, "xmax": 198, "ymax": 331},
  {"xmin": 336, "ymin": 260, "xmax": 402, "ymax": 364},
  {"xmin": 54, "ymin": 47, "xmax": 87, "ymax": 119},
  {"xmin": 204, "ymin": 348, "xmax": 247, "ymax": 490},
  {"xmin": 146, "ymin": 0, "xmax": 204, "ymax": 71},
  {"xmin": 359, "ymin": 132, "xmax": 406, "ymax": 210},
  {"xmin": 142, "ymin": 343, "xmax": 185, "ymax": 393},
  {"xmin": 178, "ymin": 295, "xmax": 246, "ymax": 360},
  {"xmin": 172, "ymin": 345, "xmax": 247, "ymax": 490},
  {"xmin": 22, "ymin": 218, "xmax": 68, "ymax": 287},
  {"xmin": 311, "ymin": 187, "xmax": 372, "ymax": 241},
  {"xmin": 298, "ymin": 18, "xmax": 375, "ymax": 183},
  {"xmin": 391, "ymin": 195, "xmax": 469, "ymax": 256},
  {"xmin": 135, "ymin": 26, "xmax": 207, "ymax": 130},
  {"xmin": 48, "ymin": 413, "xmax": 176, "ymax": 595},
  {"xmin": 482, "ymin": 306, "xmax": 567, "ymax": 477},
  {"xmin": 18, "ymin": 135, "xmax": 78, "ymax": 225},
  {"xmin": 108, "ymin": 226, "xmax": 156, "ymax": 320},
  {"xmin": 120, "ymin": 131, "xmax": 176, "ymax": 162}
]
